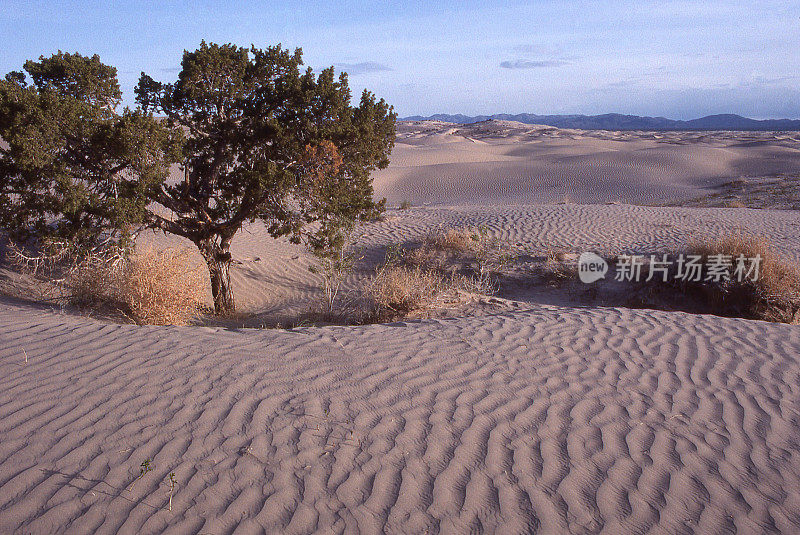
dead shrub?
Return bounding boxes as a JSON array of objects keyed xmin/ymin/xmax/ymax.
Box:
[
  {"xmin": 114, "ymin": 247, "xmax": 206, "ymax": 325},
  {"xmin": 366, "ymin": 265, "xmax": 444, "ymax": 320},
  {"xmin": 414, "ymin": 226, "xmax": 515, "ymax": 288},
  {"xmin": 67, "ymin": 253, "xmax": 122, "ymax": 308},
  {"xmin": 362, "ymin": 235, "xmax": 509, "ymax": 322},
  {"xmin": 680, "ymin": 234, "xmax": 800, "ymax": 323},
  {"xmin": 426, "ymin": 228, "xmax": 474, "ymax": 253}
]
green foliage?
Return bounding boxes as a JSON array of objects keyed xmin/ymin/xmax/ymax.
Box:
[
  {"xmin": 128, "ymin": 458, "xmax": 153, "ymax": 492},
  {"xmin": 0, "ymin": 51, "xmax": 182, "ymax": 253},
  {"xmin": 135, "ymin": 41, "xmax": 395, "ymax": 312},
  {"xmin": 135, "ymin": 41, "xmax": 394, "ymax": 249},
  {"xmin": 2, "ymin": 43, "xmax": 396, "ymax": 314}
]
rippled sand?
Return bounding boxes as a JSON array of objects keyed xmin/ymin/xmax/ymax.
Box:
[{"xmin": 2, "ymin": 124, "xmax": 800, "ymax": 533}]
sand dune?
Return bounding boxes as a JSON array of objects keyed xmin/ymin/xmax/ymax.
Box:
[
  {"xmin": 374, "ymin": 121, "xmax": 800, "ymax": 206},
  {"xmin": 3, "ymin": 126, "xmax": 800, "ymax": 533},
  {"xmin": 2, "ymin": 299, "xmax": 800, "ymax": 533}
]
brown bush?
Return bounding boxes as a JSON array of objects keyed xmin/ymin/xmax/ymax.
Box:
[
  {"xmin": 367, "ymin": 265, "xmax": 444, "ymax": 320},
  {"xmin": 67, "ymin": 246, "xmax": 206, "ymax": 325},
  {"xmin": 67, "ymin": 254, "xmax": 120, "ymax": 308},
  {"xmin": 115, "ymin": 247, "xmax": 206, "ymax": 325},
  {"xmin": 426, "ymin": 228, "xmax": 475, "ymax": 253},
  {"xmin": 683, "ymin": 234, "xmax": 800, "ymax": 323}
]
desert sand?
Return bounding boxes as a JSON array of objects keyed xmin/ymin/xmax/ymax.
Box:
[
  {"xmin": 374, "ymin": 121, "xmax": 800, "ymax": 206},
  {"xmin": 2, "ymin": 121, "xmax": 800, "ymax": 533}
]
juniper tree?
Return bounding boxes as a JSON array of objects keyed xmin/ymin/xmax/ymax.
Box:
[
  {"xmin": 0, "ymin": 52, "xmax": 181, "ymax": 255},
  {"xmin": 136, "ymin": 42, "xmax": 395, "ymax": 314},
  {"xmin": 1, "ymin": 43, "xmax": 396, "ymax": 314}
]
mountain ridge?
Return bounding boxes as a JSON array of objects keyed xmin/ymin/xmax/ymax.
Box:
[{"xmin": 400, "ymin": 112, "xmax": 800, "ymax": 131}]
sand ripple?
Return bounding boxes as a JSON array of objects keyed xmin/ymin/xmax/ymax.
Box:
[{"xmin": 2, "ymin": 300, "xmax": 800, "ymax": 533}]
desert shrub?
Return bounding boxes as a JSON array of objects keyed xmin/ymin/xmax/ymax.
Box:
[
  {"xmin": 679, "ymin": 234, "xmax": 800, "ymax": 323},
  {"xmin": 367, "ymin": 265, "xmax": 444, "ymax": 320},
  {"xmin": 114, "ymin": 247, "xmax": 206, "ymax": 325},
  {"xmin": 67, "ymin": 252, "xmax": 122, "ymax": 308},
  {"xmin": 540, "ymin": 247, "xmax": 576, "ymax": 284},
  {"xmin": 423, "ymin": 226, "xmax": 515, "ymax": 292},
  {"xmin": 309, "ymin": 226, "xmax": 361, "ymax": 318},
  {"xmin": 426, "ymin": 228, "xmax": 474, "ymax": 253},
  {"xmin": 399, "ymin": 200, "xmax": 413, "ymax": 210},
  {"xmin": 7, "ymin": 236, "xmax": 206, "ymax": 324},
  {"xmin": 362, "ymin": 234, "xmax": 512, "ymax": 321}
]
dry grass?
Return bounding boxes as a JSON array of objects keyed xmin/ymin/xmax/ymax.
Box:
[
  {"xmin": 366, "ymin": 265, "xmax": 444, "ymax": 320},
  {"xmin": 411, "ymin": 226, "xmax": 515, "ymax": 277},
  {"xmin": 360, "ymin": 227, "xmax": 517, "ymax": 321},
  {"xmin": 541, "ymin": 248, "xmax": 576, "ymax": 284},
  {"xmin": 683, "ymin": 233, "xmax": 800, "ymax": 323},
  {"xmin": 426, "ymin": 228, "xmax": 475, "ymax": 253},
  {"xmin": 68, "ymin": 254, "xmax": 120, "ymax": 308},
  {"xmin": 363, "ymin": 232, "xmax": 509, "ymax": 322},
  {"xmin": 68, "ymin": 246, "xmax": 206, "ymax": 325},
  {"xmin": 115, "ymin": 247, "xmax": 206, "ymax": 325}
]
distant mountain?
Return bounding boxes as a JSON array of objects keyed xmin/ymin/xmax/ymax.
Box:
[{"xmin": 401, "ymin": 113, "xmax": 800, "ymax": 131}]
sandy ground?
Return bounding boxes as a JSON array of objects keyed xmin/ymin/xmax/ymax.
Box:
[
  {"xmin": 3, "ymin": 122, "xmax": 800, "ymax": 533},
  {"xmin": 374, "ymin": 121, "xmax": 800, "ymax": 206}
]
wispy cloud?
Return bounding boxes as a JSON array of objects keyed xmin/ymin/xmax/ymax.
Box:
[
  {"xmin": 333, "ymin": 61, "xmax": 392, "ymax": 75},
  {"xmin": 500, "ymin": 59, "xmax": 569, "ymax": 69}
]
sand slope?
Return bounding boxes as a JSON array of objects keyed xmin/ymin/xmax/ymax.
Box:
[
  {"xmin": 374, "ymin": 121, "xmax": 800, "ymax": 206},
  {"xmin": 2, "ymin": 299, "xmax": 800, "ymax": 533}
]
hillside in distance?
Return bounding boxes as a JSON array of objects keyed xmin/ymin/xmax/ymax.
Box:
[{"xmin": 401, "ymin": 112, "xmax": 800, "ymax": 131}]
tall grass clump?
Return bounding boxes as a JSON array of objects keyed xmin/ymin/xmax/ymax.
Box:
[
  {"xmin": 681, "ymin": 233, "xmax": 800, "ymax": 323},
  {"xmin": 114, "ymin": 247, "xmax": 206, "ymax": 325}
]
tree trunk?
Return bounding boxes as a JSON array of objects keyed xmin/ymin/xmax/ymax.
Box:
[{"xmin": 198, "ymin": 239, "xmax": 235, "ymax": 315}]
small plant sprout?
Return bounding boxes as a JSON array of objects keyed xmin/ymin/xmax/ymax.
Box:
[
  {"xmin": 167, "ymin": 472, "xmax": 177, "ymax": 511},
  {"xmin": 128, "ymin": 458, "xmax": 153, "ymax": 491}
]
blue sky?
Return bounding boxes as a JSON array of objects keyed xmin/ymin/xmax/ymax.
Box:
[{"xmin": 1, "ymin": 0, "xmax": 799, "ymax": 119}]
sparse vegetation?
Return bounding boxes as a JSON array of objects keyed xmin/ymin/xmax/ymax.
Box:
[
  {"xmin": 128, "ymin": 458, "xmax": 153, "ymax": 492},
  {"xmin": 399, "ymin": 200, "xmax": 413, "ymax": 210},
  {"xmin": 367, "ymin": 264, "xmax": 445, "ymax": 320},
  {"xmin": 679, "ymin": 234, "xmax": 800, "ymax": 323},
  {"xmin": 10, "ymin": 243, "xmax": 206, "ymax": 325},
  {"xmin": 411, "ymin": 226, "xmax": 515, "ymax": 292},
  {"xmin": 167, "ymin": 472, "xmax": 177, "ymax": 511},
  {"xmin": 361, "ymin": 227, "xmax": 515, "ymax": 321},
  {"xmin": 114, "ymin": 247, "xmax": 206, "ymax": 325},
  {"xmin": 309, "ymin": 225, "xmax": 361, "ymax": 318}
]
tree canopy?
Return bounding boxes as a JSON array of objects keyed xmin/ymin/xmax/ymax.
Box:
[
  {"xmin": 0, "ymin": 52, "xmax": 181, "ymax": 252},
  {"xmin": 1, "ymin": 43, "xmax": 396, "ymax": 314}
]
